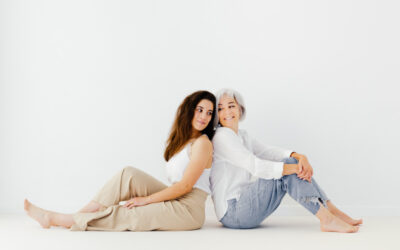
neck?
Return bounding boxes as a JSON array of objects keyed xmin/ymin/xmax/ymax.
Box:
[
  {"xmin": 191, "ymin": 130, "xmax": 201, "ymax": 139},
  {"xmin": 226, "ymin": 125, "xmax": 239, "ymax": 134}
]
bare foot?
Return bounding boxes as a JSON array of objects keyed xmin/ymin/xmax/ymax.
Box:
[
  {"xmin": 327, "ymin": 202, "xmax": 363, "ymax": 226},
  {"xmin": 24, "ymin": 199, "xmax": 51, "ymax": 228},
  {"xmin": 320, "ymin": 215, "xmax": 359, "ymax": 233},
  {"xmin": 330, "ymin": 210, "xmax": 363, "ymax": 226}
]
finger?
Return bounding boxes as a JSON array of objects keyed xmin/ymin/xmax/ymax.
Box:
[
  {"xmin": 304, "ymin": 168, "xmax": 310, "ymax": 176},
  {"xmin": 299, "ymin": 170, "xmax": 307, "ymax": 178},
  {"xmin": 301, "ymin": 171, "xmax": 310, "ymax": 180},
  {"xmin": 298, "ymin": 163, "xmax": 303, "ymax": 174},
  {"xmin": 297, "ymin": 175, "xmax": 305, "ymax": 181},
  {"xmin": 126, "ymin": 200, "xmax": 134, "ymax": 208},
  {"xmin": 124, "ymin": 201, "xmax": 132, "ymax": 208},
  {"xmin": 307, "ymin": 171, "xmax": 312, "ymax": 181}
]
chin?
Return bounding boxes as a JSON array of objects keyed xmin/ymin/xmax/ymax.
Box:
[{"xmin": 194, "ymin": 126, "xmax": 205, "ymax": 132}]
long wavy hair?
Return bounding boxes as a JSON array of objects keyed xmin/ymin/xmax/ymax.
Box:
[{"xmin": 164, "ymin": 90, "xmax": 216, "ymax": 161}]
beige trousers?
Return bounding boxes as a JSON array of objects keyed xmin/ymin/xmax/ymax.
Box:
[{"xmin": 70, "ymin": 166, "xmax": 208, "ymax": 231}]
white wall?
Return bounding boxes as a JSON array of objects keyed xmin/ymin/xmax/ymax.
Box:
[{"xmin": 1, "ymin": 0, "xmax": 399, "ymax": 216}]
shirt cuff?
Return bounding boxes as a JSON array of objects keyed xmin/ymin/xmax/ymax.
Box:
[{"xmin": 272, "ymin": 161, "xmax": 284, "ymax": 179}]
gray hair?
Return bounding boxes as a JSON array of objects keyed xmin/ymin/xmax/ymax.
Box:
[{"xmin": 214, "ymin": 88, "xmax": 246, "ymax": 128}]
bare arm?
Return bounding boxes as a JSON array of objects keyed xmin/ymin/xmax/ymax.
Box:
[{"xmin": 123, "ymin": 136, "xmax": 212, "ymax": 208}]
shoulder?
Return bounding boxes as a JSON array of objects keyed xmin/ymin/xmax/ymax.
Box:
[
  {"xmin": 238, "ymin": 129, "xmax": 251, "ymax": 140},
  {"xmin": 238, "ymin": 128, "xmax": 248, "ymax": 136},
  {"xmin": 190, "ymin": 134, "xmax": 212, "ymax": 156},
  {"xmin": 193, "ymin": 134, "xmax": 212, "ymax": 150},
  {"xmin": 213, "ymin": 127, "xmax": 248, "ymax": 142},
  {"xmin": 215, "ymin": 127, "xmax": 233, "ymax": 134},
  {"xmin": 214, "ymin": 127, "xmax": 235, "ymax": 139}
]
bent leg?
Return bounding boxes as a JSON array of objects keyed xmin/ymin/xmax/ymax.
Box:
[
  {"xmin": 91, "ymin": 166, "xmax": 167, "ymax": 207},
  {"xmin": 282, "ymin": 158, "xmax": 359, "ymax": 233},
  {"xmin": 221, "ymin": 178, "xmax": 287, "ymax": 229},
  {"xmin": 71, "ymin": 189, "xmax": 207, "ymax": 231},
  {"xmin": 281, "ymin": 157, "xmax": 329, "ymax": 215}
]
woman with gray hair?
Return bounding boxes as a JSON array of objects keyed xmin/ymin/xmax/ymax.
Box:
[{"xmin": 210, "ymin": 88, "xmax": 362, "ymax": 233}]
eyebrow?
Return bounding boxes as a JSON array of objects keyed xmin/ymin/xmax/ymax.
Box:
[
  {"xmin": 218, "ymin": 102, "xmax": 235, "ymax": 106},
  {"xmin": 197, "ymin": 105, "xmax": 213, "ymax": 112}
]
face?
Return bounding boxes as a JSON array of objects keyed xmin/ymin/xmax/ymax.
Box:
[
  {"xmin": 217, "ymin": 94, "xmax": 240, "ymax": 129},
  {"xmin": 191, "ymin": 99, "xmax": 214, "ymax": 132}
]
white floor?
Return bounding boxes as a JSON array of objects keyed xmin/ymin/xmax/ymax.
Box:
[{"xmin": 1, "ymin": 213, "xmax": 399, "ymax": 250}]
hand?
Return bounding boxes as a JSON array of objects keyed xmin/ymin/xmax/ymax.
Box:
[
  {"xmin": 295, "ymin": 155, "xmax": 313, "ymax": 183},
  {"xmin": 122, "ymin": 197, "xmax": 150, "ymax": 209}
]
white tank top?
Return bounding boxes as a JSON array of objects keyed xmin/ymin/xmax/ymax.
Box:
[{"xmin": 165, "ymin": 138, "xmax": 211, "ymax": 194}]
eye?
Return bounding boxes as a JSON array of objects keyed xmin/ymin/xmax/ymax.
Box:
[
  {"xmin": 229, "ymin": 105, "xmax": 235, "ymax": 109},
  {"xmin": 207, "ymin": 111, "xmax": 213, "ymax": 116},
  {"xmin": 197, "ymin": 107, "xmax": 203, "ymax": 112},
  {"xmin": 217, "ymin": 108, "xmax": 222, "ymax": 111}
]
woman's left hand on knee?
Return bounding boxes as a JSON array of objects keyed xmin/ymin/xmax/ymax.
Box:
[{"xmin": 296, "ymin": 155, "xmax": 313, "ymax": 183}]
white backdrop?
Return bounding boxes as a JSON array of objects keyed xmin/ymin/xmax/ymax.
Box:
[{"xmin": 1, "ymin": 0, "xmax": 399, "ymax": 216}]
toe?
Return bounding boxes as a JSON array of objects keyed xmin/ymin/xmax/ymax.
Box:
[{"xmin": 24, "ymin": 199, "xmax": 29, "ymax": 211}]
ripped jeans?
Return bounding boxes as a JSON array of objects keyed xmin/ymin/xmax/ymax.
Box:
[{"xmin": 220, "ymin": 157, "xmax": 329, "ymax": 229}]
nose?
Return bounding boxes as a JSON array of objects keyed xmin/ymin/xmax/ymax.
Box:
[
  {"xmin": 224, "ymin": 109, "xmax": 232, "ymax": 117},
  {"xmin": 200, "ymin": 111, "xmax": 208, "ymax": 120}
]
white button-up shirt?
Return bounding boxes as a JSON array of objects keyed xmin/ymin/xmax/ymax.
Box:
[{"xmin": 210, "ymin": 127, "xmax": 293, "ymax": 220}]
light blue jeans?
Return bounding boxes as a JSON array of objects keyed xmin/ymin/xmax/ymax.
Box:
[{"xmin": 220, "ymin": 157, "xmax": 329, "ymax": 229}]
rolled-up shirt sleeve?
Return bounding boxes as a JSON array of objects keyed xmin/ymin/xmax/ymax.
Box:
[{"xmin": 213, "ymin": 128, "xmax": 287, "ymax": 180}]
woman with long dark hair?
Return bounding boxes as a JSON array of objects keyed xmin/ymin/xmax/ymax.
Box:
[{"xmin": 24, "ymin": 90, "xmax": 216, "ymax": 231}]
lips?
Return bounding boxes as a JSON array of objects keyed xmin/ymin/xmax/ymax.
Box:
[{"xmin": 224, "ymin": 116, "xmax": 235, "ymax": 121}]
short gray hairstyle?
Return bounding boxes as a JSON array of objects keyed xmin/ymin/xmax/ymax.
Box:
[{"xmin": 214, "ymin": 88, "xmax": 246, "ymax": 128}]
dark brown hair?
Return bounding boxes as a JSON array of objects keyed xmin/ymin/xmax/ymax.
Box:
[{"xmin": 164, "ymin": 90, "xmax": 216, "ymax": 161}]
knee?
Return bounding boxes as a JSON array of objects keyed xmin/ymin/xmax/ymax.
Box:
[
  {"xmin": 285, "ymin": 173, "xmax": 301, "ymax": 181},
  {"xmin": 283, "ymin": 157, "xmax": 298, "ymax": 164},
  {"xmin": 122, "ymin": 166, "xmax": 139, "ymax": 176}
]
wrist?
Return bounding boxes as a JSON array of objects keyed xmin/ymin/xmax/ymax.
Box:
[
  {"xmin": 145, "ymin": 196, "xmax": 152, "ymax": 204},
  {"xmin": 291, "ymin": 152, "xmax": 305, "ymax": 160}
]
